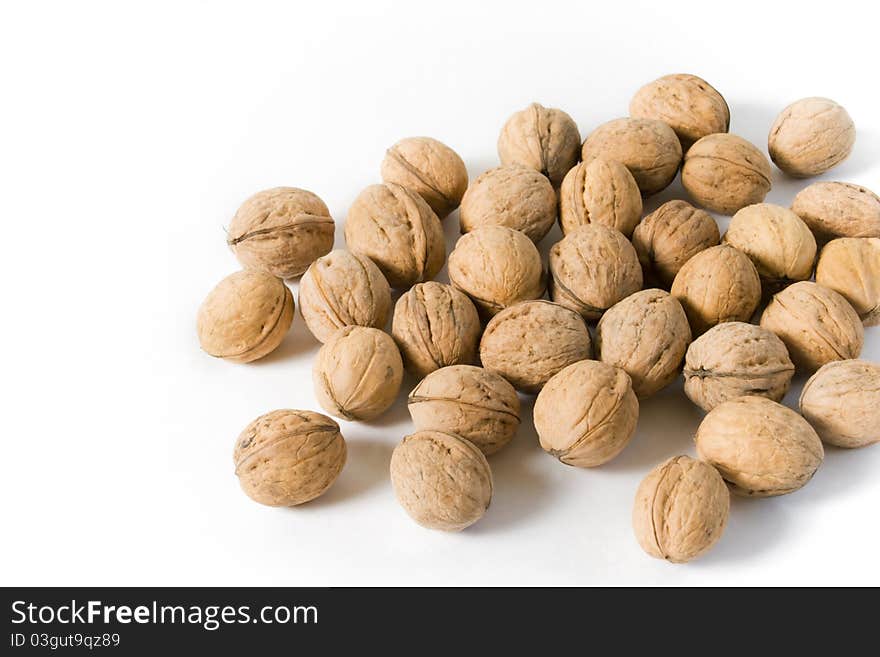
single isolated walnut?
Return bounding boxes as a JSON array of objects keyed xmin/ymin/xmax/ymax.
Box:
[
  {"xmin": 312, "ymin": 326, "xmax": 403, "ymax": 421},
  {"xmin": 390, "ymin": 430, "xmax": 493, "ymax": 531},
  {"xmin": 533, "ymin": 360, "xmax": 638, "ymax": 467},
  {"xmin": 595, "ymin": 289, "xmax": 691, "ymax": 397},
  {"xmin": 459, "ymin": 165, "xmax": 556, "ymax": 242},
  {"xmin": 233, "ymin": 409, "xmax": 346, "ymax": 506},
  {"xmin": 800, "ymin": 360, "xmax": 880, "ymax": 449},
  {"xmin": 197, "ymin": 269, "xmax": 294, "ymax": 363},
  {"xmin": 768, "ymin": 97, "xmax": 855, "ymax": 178},
  {"xmin": 816, "ymin": 238, "xmax": 880, "ymax": 326},
  {"xmin": 682, "ymin": 133, "xmax": 772, "ymax": 215},
  {"xmin": 548, "ymin": 223, "xmax": 643, "ymax": 321},
  {"xmin": 695, "ymin": 396, "xmax": 823, "ymax": 497},
  {"xmin": 408, "ymin": 365, "xmax": 520, "ymax": 455},
  {"xmin": 298, "ymin": 249, "xmax": 392, "ymax": 343},
  {"xmin": 380, "ymin": 136, "xmax": 468, "ymax": 219},
  {"xmin": 760, "ymin": 281, "xmax": 864, "ymax": 372},
  {"xmin": 632, "ymin": 455, "xmax": 729, "ymax": 563},
  {"xmin": 558, "ymin": 158, "xmax": 642, "ymax": 237},
  {"xmin": 632, "ymin": 200, "xmax": 720, "ymax": 288},
  {"xmin": 683, "ymin": 322, "xmax": 795, "ymax": 411},
  {"xmin": 581, "ymin": 117, "xmax": 682, "ymax": 196},
  {"xmin": 227, "ymin": 187, "xmax": 335, "ymax": 279},
  {"xmin": 791, "ymin": 182, "xmax": 880, "ymax": 241},
  {"xmin": 479, "ymin": 300, "xmax": 592, "ymax": 393},
  {"xmin": 497, "ymin": 102, "xmax": 581, "ymax": 187},
  {"xmin": 391, "ymin": 282, "xmax": 481, "ymax": 378},
  {"xmin": 344, "ymin": 182, "xmax": 445, "ymax": 288}
]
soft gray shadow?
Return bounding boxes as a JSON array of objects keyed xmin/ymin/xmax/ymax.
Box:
[
  {"xmin": 362, "ymin": 387, "xmax": 412, "ymax": 429},
  {"xmin": 692, "ymin": 494, "xmax": 790, "ymax": 566},
  {"xmin": 249, "ymin": 313, "xmax": 319, "ymax": 366},
  {"xmin": 728, "ymin": 101, "xmax": 779, "ymax": 148},
  {"xmin": 793, "ymin": 442, "xmax": 880, "ymax": 502},
  {"xmin": 824, "ymin": 127, "xmax": 880, "ymax": 180},
  {"xmin": 295, "ymin": 438, "xmax": 393, "ymax": 509}
]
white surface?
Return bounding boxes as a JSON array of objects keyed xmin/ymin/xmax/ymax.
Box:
[{"xmin": 2, "ymin": 0, "xmax": 878, "ymax": 586}]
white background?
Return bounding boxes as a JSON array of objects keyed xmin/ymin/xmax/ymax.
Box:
[{"xmin": 2, "ymin": 0, "xmax": 878, "ymax": 586}]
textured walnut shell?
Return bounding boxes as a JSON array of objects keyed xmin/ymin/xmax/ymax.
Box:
[
  {"xmin": 227, "ymin": 187, "xmax": 335, "ymax": 279},
  {"xmin": 671, "ymin": 245, "xmax": 761, "ymax": 335},
  {"xmin": 408, "ymin": 365, "xmax": 520, "ymax": 455},
  {"xmin": 480, "ymin": 300, "xmax": 592, "ymax": 393},
  {"xmin": 800, "ymin": 360, "xmax": 880, "ymax": 449},
  {"xmin": 695, "ymin": 396, "xmax": 824, "ymax": 497},
  {"xmin": 312, "ymin": 326, "xmax": 403, "ymax": 421},
  {"xmin": 344, "ymin": 182, "xmax": 445, "ymax": 288},
  {"xmin": 391, "ymin": 282, "xmax": 481, "ymax": 378},
  {"xmin": 632, "ymin": 456, "xmax": 729, "ymax": 563},
  {"xmin": 768, "ymin": 97, "xmax": 855, "ymax": 178},
  {"xmin": 815, "ymin": 238, "xmax": 880, "ymax": 326},
  {"xmin": 197, "ymin": 269, "xmax": 294, "ymax": 363},
  {"xmin": 581, "ymin": 117, "xmax": 682, "ymax": 196},
  {"xmin": 233, "ymin": 409, "xmax": 346, "ymax": 506},
  {"xmin": 380, "ymin": 136, "xmax": 468, "ymax": 219},
  {"xmin": 558, "ymin": 159, "xmax": 642, "ymax": 237},
  {"xmin": 497, "ymin": 103, "xmax": 581, "ymax": 187},
  {"xmin": 548, "ymin": 224, "xmax": 643, "ymax": 321},
  {"xmin": 534, "ymin": 360, "xmax": 638, "ymax": 467},
  {"xmin": 759, "ymin": 281, "xmax": 864, "ymax": 372},
  {"xmin": 632, "ymin": 200, "xmax": 720, "ymax": 288},
  {"xmin": 791, "ymin": 182, "xmax": 880, "ymax": 241},
  {"xmin": 684, "ymin": 322, "xmax": 794, "ymax": 411},
  {"xmin": 390, "ymin": 430, "xmax": 493, "ymax": 531},
  {"xmin": 682, "ymin": 134, "xmax": 772, "ymax": 215},
  {"xmin": 459, "ymin": 166, "xmax": 556, "ymax": 242},
  {"xmin": 595, "ymin": 289, "xmax": 691, "ymax": 397},
  {"xmin": 448, "ymin": 225, "xmax": 544, "ymax": 317},
  {"xmin": 298, "ymin": 250, "xmax": 392, "ymax": 343}
]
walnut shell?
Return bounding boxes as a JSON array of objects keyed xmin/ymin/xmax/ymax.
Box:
[
  {"xmin": 197, "ymin": 269, "xmax": 294, "ymax": 363},
  {"xmin": 390, "ymin": 430, "xmax": 492, "ymax": 531},
  {"xmin": 815, "ymin": 238, "xmax": 880, "ymax": 326},
  {"xmin": 791, "ymin": 182, "xmax": 880, "ymax": 241},
  {"xmin": 380, "ymin": 136, "xmax": 468, "ymax": 219},
  {"xmin": 800, "ymin": 360, "xmax": 880, "ymax": 449},
  {"xmin": 581, "ymin": 117, "xmax": 682, "ymax": 196},
  {"xmin": 227, "ymin": 187, "xmax": 335, "ymax": 279},
  {"xmin": 596, "ymin": 289, "xmax": 691, "ymax": 397},
  {"xmin": 682, "ymin": 133, "xmax": 772, "ymax": 215},
  {"xmin": 479, "ymin": 300, "xmax": 592, "ymax": 393},
  {"xmin": 408, "ymin": 365, "xmax": 520, "ymax": 455},
  {"xmin": 534, "ymin": 360, "xmax": 638, "ymax": 467},
  {"xmin": 768, "ymin": 97, "xmax": 855, "ymax": 178},
  {"xmin": 312, "ymin": 326, "xmax": 403, "ymax": 421},
  {"xmin": 695, "ymin": 396, "xmax": 824, "ymax": 497},
  {"xmin": 558, "ymin": 158, "xmax": 643, "ymax": 237},
  {"xmin": 391, "ymin": 282, "xmax": 481, "ymax": 378},
  {"xmin": 497, "ymin": 102, "xmax": 581, "ymax": 187},
  {"xmin": 233, "ymin": 409, "xmax": 346, "ymax": 506},
  {"xmin": 298, "ymin": 249, "xmax": 392, "ymax": 343},
  {"xmin": 448, "ymin": 225, "xmax": 544, "ymax": 317},
  {"xmin": 670, "ymin": 245, "xmax": 761, "ymax": 335},
  {"xmin": 344, "ymin": 182, "xmax": 445, "ymax": 288},
  {"xmin": 632, "ymin": 456, "xmax": 729, "ymax": 563},
  {"xmin": 629, "ymin": 74, "xmax": 730, "ymax": 151},
  {"xmin": 459, "ymin": 166, "xmax": 556, "ymax": 242},
  {"xmin": 684, "ymin": 322, "xmax": 795, "ymax": 411},
  {"xmin": 632, "ymin": 200, "xmax": 720, "ymax": 288},
  {"xmin": 548, "ymin": 224, "xmax": 643, "ymax": 321}
]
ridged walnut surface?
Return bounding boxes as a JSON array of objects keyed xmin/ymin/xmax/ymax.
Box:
[
  {"xmin": 558, "ymin": 159, "xmax": 643, "ymax": 237},
  {"xmin": 497, "ymin": 103, "xmax": 581, "ymax": 187},
  {"xmin": 768, "ymin": 97, "xmax": 855, "ymax": 178},
  {"xmin": 791, "ymin": 182, "xmax": 880, "ymax": 241},
  {"xmin": 815, "ymin": 238, "xmax": 880, "ymax": 326}
]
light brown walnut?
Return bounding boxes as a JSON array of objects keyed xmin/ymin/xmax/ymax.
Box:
[
  {"xmin": 800, "ymin": 360, "xmax": 880, "ymax": 449},
  {"xmin": 815, "ymin": 238, "xmax": 880, "ymax": 326},
  {"xmin": 791, "ymin": 182, "xmax": 880, "ymax": 242},
  {"xmin": 768, "ymin": 97, "xmax": 855, "ymax": 178},
  {"xmin": 558, "ymin": 158, "xmax": 642, "ymax": 237}
]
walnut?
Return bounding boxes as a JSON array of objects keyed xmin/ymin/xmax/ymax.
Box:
[
  {"xmin": 684, "ymin": 322, "xmax": 795, "ymax": 411},
  {"xmin": 632, "ymin": 456, "xmax": 729, "ymax": 563},
  {"xmin": 408, "ymin": 365, "xmax": 520, "ymax": 455},
  {"xmin": 479, "ymin": 300, "xmax": 592, "ymax": 393},
  {"xmin": 233, "ymin": 409, "xmax": 346, "ymax": 506},
  {"xmin": 548, "ymin": 224, "xmax": 643, "ymax": 321},
  {"xmin": 791, "ymin": 182, "xmax": 880, "ymax": 242},
  {"xmin": 390, "ymin": 430, "xmax": 493, "ymax": 531},
  {"xmin": 197, "ymin": 269, "xmax": 294, "ymax": 363},
  {"xmin": 533, "ymin": 360, "xmax": 638, "ymax": 467},
  {"xmin": 815, "ymin": 238, "xmax": 880, "ymax": 326},
  {"xmin": 227, "ymin": 187, "xmax": 335, "ymax": 278},
  {"xmin": 558, "ymin": 158, "xmax": 642, "ymax": 237},
  {"xmin": 800, "ymin": 360, "xmax": 880, "ymax": 449},
  {"xmin": 391, "ymin": 282, "xmax": 481, "ymax": 378},
  {"xmin": 695, "ymin": 396, "xmax": 824, "ymax": 497},
  {"xmin": 768, "ymin": 98, "xmax": 855, "ymax": 177}
]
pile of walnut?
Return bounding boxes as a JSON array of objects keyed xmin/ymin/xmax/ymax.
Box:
[{"xmin": 198, "ymin": 74, "xmax": 880, "ymax": 564}]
